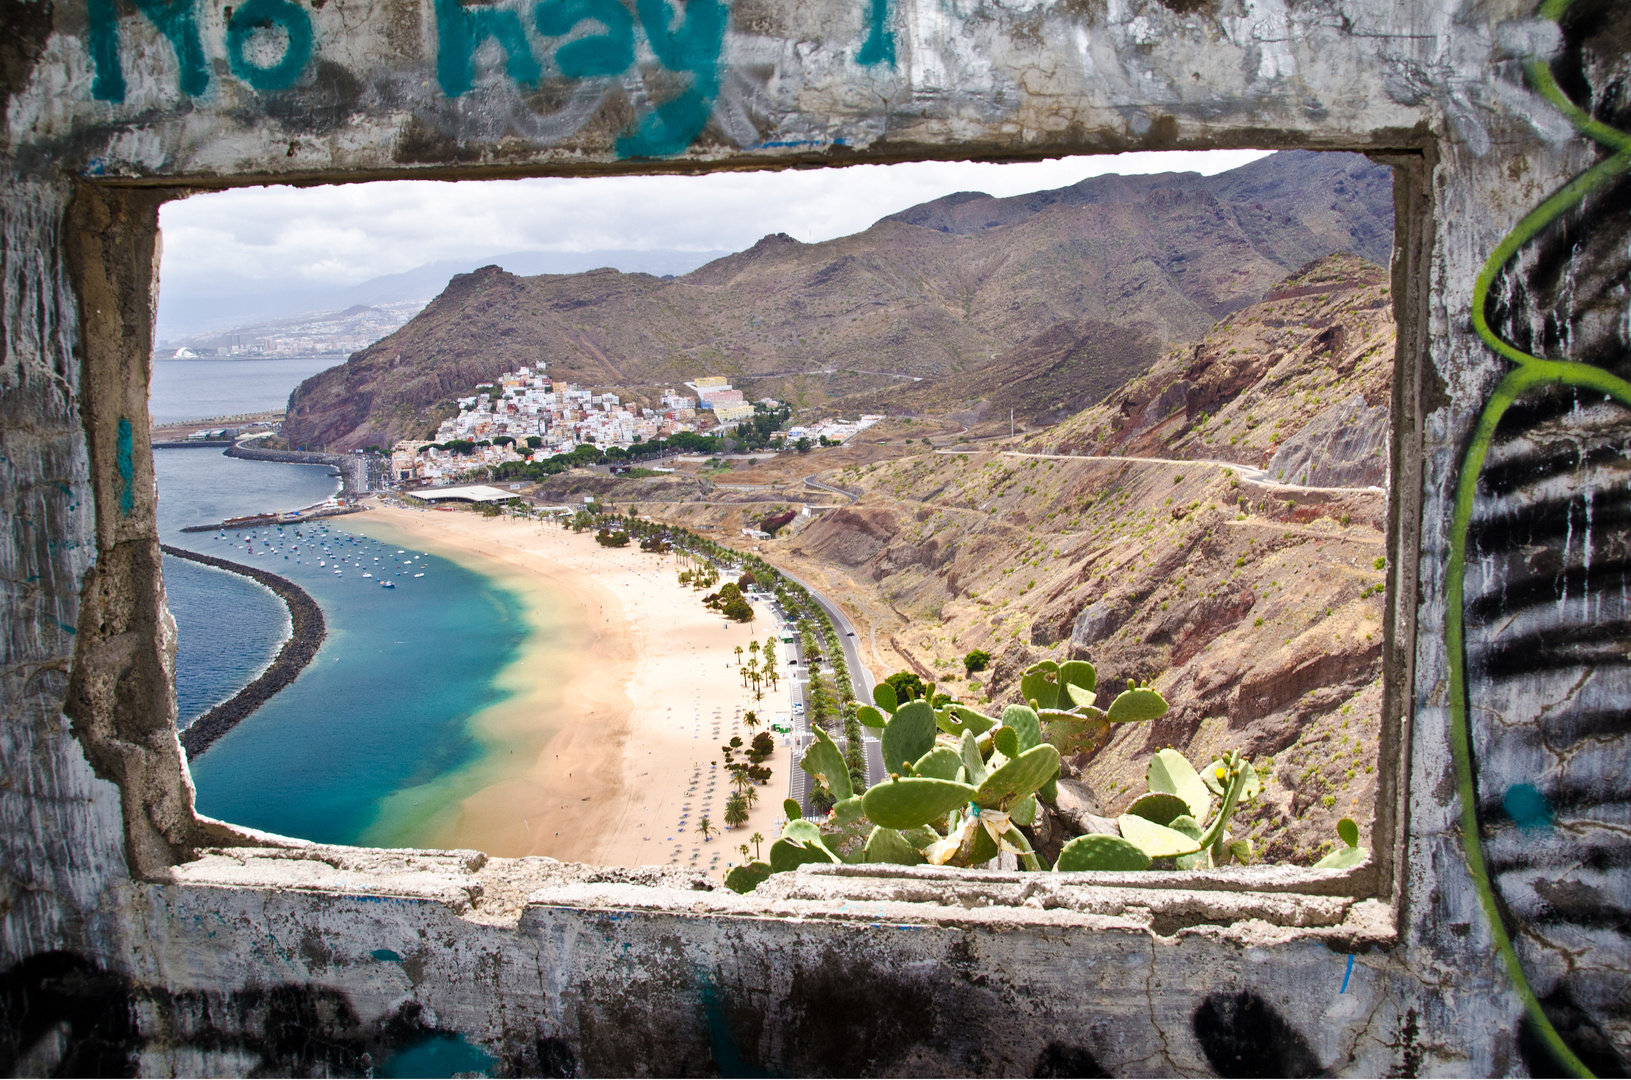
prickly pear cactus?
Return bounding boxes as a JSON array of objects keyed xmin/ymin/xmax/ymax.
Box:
[{"xmin": 725, "ymin": 658, "xmax": 1290, "ymax": 890}]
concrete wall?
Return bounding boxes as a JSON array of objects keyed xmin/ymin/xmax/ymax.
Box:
[{"xmin": 2, "ymin": 0, "xmax": 1627, "ymax": 1073}]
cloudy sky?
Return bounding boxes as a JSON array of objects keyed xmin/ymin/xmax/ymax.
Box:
[{"xmin": 158, "ymin": 149, "xmax": 1273, "ymax": 296}]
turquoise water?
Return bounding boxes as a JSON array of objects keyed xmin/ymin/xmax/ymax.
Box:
[{"xmin": 156, "ymin": 450, "xmax": 529, "ymax": 845}]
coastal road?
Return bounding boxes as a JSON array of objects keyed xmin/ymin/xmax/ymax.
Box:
[
  {"xmin": 769, "ymin": 564, "xmax": 874, "ymax": 704},
  {"xmin": 935, "ymin": 447, "xmax": 1383, "ymax": 496}
]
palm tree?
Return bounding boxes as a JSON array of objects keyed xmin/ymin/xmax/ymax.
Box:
[
  {"xmin": 734, "ymin": 645, "xmax": 744, "ymax": 665},
  {"xmin": 742, "ymin": 711, "xmax": 759, "ymax": 733},
  {"xmin": 696, "ymin": 816, "xmax": 718, "ymax": 842},
  {"xmin": 749, "ymin": 832, "xmax": 765, "ymax": 860},
  {"xmin": 724, "ymin": 793, "xmax": 749, "ymax": 829},
  {"xmin": 738, "ymin": 843, "xmax": 751, "ymax": 863}
]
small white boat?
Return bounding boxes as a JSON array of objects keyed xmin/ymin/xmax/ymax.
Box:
[
  {"xmin": 380, "ymin": 579, "xmax": 395, "ymax": 588},
  {"xmin": 413, "ymin": 573, "xmax": 424, "ymax": 578},
  {"xmin": 318, "ymin": 561, "xmax": 325, "ymax": 567},
  {"xmin": 362, "ymin": 572, "xmax": 373, "ymax": 578}
]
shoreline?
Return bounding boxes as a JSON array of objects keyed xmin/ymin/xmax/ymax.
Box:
[
  {"xmin": 349, "ymin": 505, "xmax": 796, "ymax": 872},
  {"xmin": 162, "ymin": 544, "xmax": 326, "ymax": 760}
]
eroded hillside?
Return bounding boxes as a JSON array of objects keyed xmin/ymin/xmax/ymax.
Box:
[{"xmin": 603, "ymin": 254, "xmax": 1399, "ymax": 865}]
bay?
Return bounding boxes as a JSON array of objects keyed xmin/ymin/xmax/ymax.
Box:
[{"xmin": 153, "ymin": 375, "xmax": 533, "ymax": 845}]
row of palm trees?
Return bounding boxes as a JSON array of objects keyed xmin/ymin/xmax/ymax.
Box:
[{"xmin": 733, "ymin": 637, "xmax": 781, "ymax": 703}]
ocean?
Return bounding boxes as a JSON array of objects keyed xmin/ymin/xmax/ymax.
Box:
[
  {"xmin": 155, "ymin": 375, "xmax": 532, "ymax": 846},
  {"xmin": 150, "ymin": 356, "xmax": 340, "ymax": 423}
]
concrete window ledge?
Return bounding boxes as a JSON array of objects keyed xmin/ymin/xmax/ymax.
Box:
[{"xmin": 167, "ymin": 846, "xmax": 1394, "ymax": 945}]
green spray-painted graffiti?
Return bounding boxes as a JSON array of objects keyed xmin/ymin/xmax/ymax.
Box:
[
  {"xmin": 1446, "ymin": 1, "xmax": 1631, "ymax": 1075},
  {"xmin": 430, "ymin": 0, "xmax": 725, "ymax": 154},
  {"xmin": 115, "ymin": 416, "xmax": 135, "ymax": 517},
  {"xmin": 856, "ymin": 0, "xmax": 895, "ymax": 66},
  {"xmin": 83, "ymin": 0, "xmax": 892, "ymax": 156},
  {"xmin": 88, "ymin": 0, "xmax": 213, "ymax": 100},
  {"xmin": 226, "ymin": 0, "xmax": 316, "ymax": 90}
]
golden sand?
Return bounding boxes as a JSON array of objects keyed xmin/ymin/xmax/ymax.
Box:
[{"xmin": 350, "ymin": 503, "xmax": 795, "ymax": 873}]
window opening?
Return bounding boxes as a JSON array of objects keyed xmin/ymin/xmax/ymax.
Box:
[{"xmin": 149, "ymin": 148, "xmax": 1406, "ymax": 894}]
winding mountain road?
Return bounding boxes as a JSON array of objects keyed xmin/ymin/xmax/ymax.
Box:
[{"xmin": 934, "ymin": 447, "xmax": 1383, "ymax": 496}]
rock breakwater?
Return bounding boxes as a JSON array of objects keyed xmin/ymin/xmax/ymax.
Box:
[{"xmin": 162, "ymin": 545, "xmax": 326, "ymax": 759}]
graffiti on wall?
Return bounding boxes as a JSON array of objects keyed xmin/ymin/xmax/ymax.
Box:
[
  {"xmin": 1448, "ymin": 0, "xmax": 1631, "ymax": 1075},
  {"xmin": 83, "ymin": 0, "xmax": 895, "ymax": 156}
]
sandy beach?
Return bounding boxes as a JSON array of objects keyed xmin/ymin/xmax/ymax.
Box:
[{"xmin": 349, "ymin": 503, "xmax": 795, "ymax": 875}]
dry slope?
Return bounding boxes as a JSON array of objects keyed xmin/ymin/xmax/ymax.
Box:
[{"xmin": 615, "ymin": 255, "xmax": 1398, "ymax": 865}]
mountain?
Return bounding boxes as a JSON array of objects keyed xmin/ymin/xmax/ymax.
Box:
[
  {"xmin": 283, "ymin": 151, "xmax": 1394, "ymax": 451},
  {"xmin": 154, "ymin": 248, "xmax": 733, "ymax": 343}
]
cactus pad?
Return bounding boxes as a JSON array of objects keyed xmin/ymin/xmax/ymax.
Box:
[
  {"xmin": 724, "ymin": 861, "xmax": 774, "ymax": 894},
  {"xmin": 913, "ymin": 745, "xmax": 965, "ymax": 781},
  {"xmin": 1117, "ymin": 812, "xmax": 1204, "ymax": 858},
  {"xmin": 882, "ymin": 700, "xmax": 937, "ymax": 776},
  {"xmin": 1146, "ymin": 748, "xmax": 1211, "ymax": 820},
  {"xmin": 1106, "ymin": 687, "xmax": 1169, "ymax": 723},
  {"xmin": 864, "ymin": 826, "xmax": 926, "ymax": 865},
  {"xmin": 1059, "ymin": 659, "xmax": 1096, "ymax": 695},
  {"xmin": 973, "ymin": 744, "xmax": 1062, "ymax": 810},
  {"xmin": 1000, "ymin": 705, "xmax": 1041, "ymax": 752},
  {"xmin": 801, "ymin": 727, "xmax": 853, "ymax": 802},
  {"xmin": 1126, "ymin": 791, "xmax": 1193, "ymax": 827},
  {"xmin": 862, "ymin": 776, "xmax": 978, "ymax": 829},
  {"xmin": 1054, "ymin": 834, "xmax": 1151, "ymax": 872}
]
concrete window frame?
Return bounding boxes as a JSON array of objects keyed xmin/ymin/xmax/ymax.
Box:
[{"xmin": 62, "ymin": 146, "xmax": 1434, "ymax": 939}]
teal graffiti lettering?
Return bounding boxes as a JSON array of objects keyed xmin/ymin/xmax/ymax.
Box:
[
  {"xmin": 535, "ymin": 0, "xmax": 634, "ymax": 78},
  {"xmin": 435, "ymin": 0, "xmax": 544, "ymax": 97},
  {"xmin": 227, "ymin": 0, "xmax": 315, "ymax": 91},
  {"xmin": 115, "ymin": 417, "xmax": 135, "ymax": 517},
  {"xmin": 615, "ymin": 0, "xmax": 725, "ymax": 158},
  {"xmin": 856, "ymin": 0, "xmax": 894, "ymax": 66},
  {"xmin": 87, "ymin": 0, "xmax": 211, "ymax": 101}
]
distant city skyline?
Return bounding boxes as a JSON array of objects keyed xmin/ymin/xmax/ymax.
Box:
[{"xmin": 158, "ymin": 150, "xmax": 1274, "ymax": 301}]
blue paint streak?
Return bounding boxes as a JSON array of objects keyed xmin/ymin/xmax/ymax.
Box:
[
  {"xmin": 1503, "ymin": 783, "xmax": 1553, "ymax": 831},
  {"xmin": 115, "ymin": 417, "xmax": 135, "ymax": 517},
  {"xmin": 1340, "ymin": 953, "xmax": 1354, "ymax": 994}
]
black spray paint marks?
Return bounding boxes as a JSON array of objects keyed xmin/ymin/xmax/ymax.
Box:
[
  {"xmin": 0, "ymin": 951, "xmax": 520, "ymax": 1077},
  {"xmin": 0, "ymin": 951, "xmax": 141, "ymax": 1077},
  {"xmin": 1033, "ymin": 1041, "xmax": 1111, "ymax": 1077},
  {"xmin": 1191, "ymin": 991, "xmax": 1319, "ymax": 1078}
]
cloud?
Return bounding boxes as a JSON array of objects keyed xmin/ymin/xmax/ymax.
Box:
[{"xmin": 158, "ymin": 150, "xmax": 1274, "ymax": 294}]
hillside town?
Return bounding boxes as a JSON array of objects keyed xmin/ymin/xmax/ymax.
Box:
[{"xmin": 386, "ymin": 365, "xmax": 879, "ymax": 486}]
